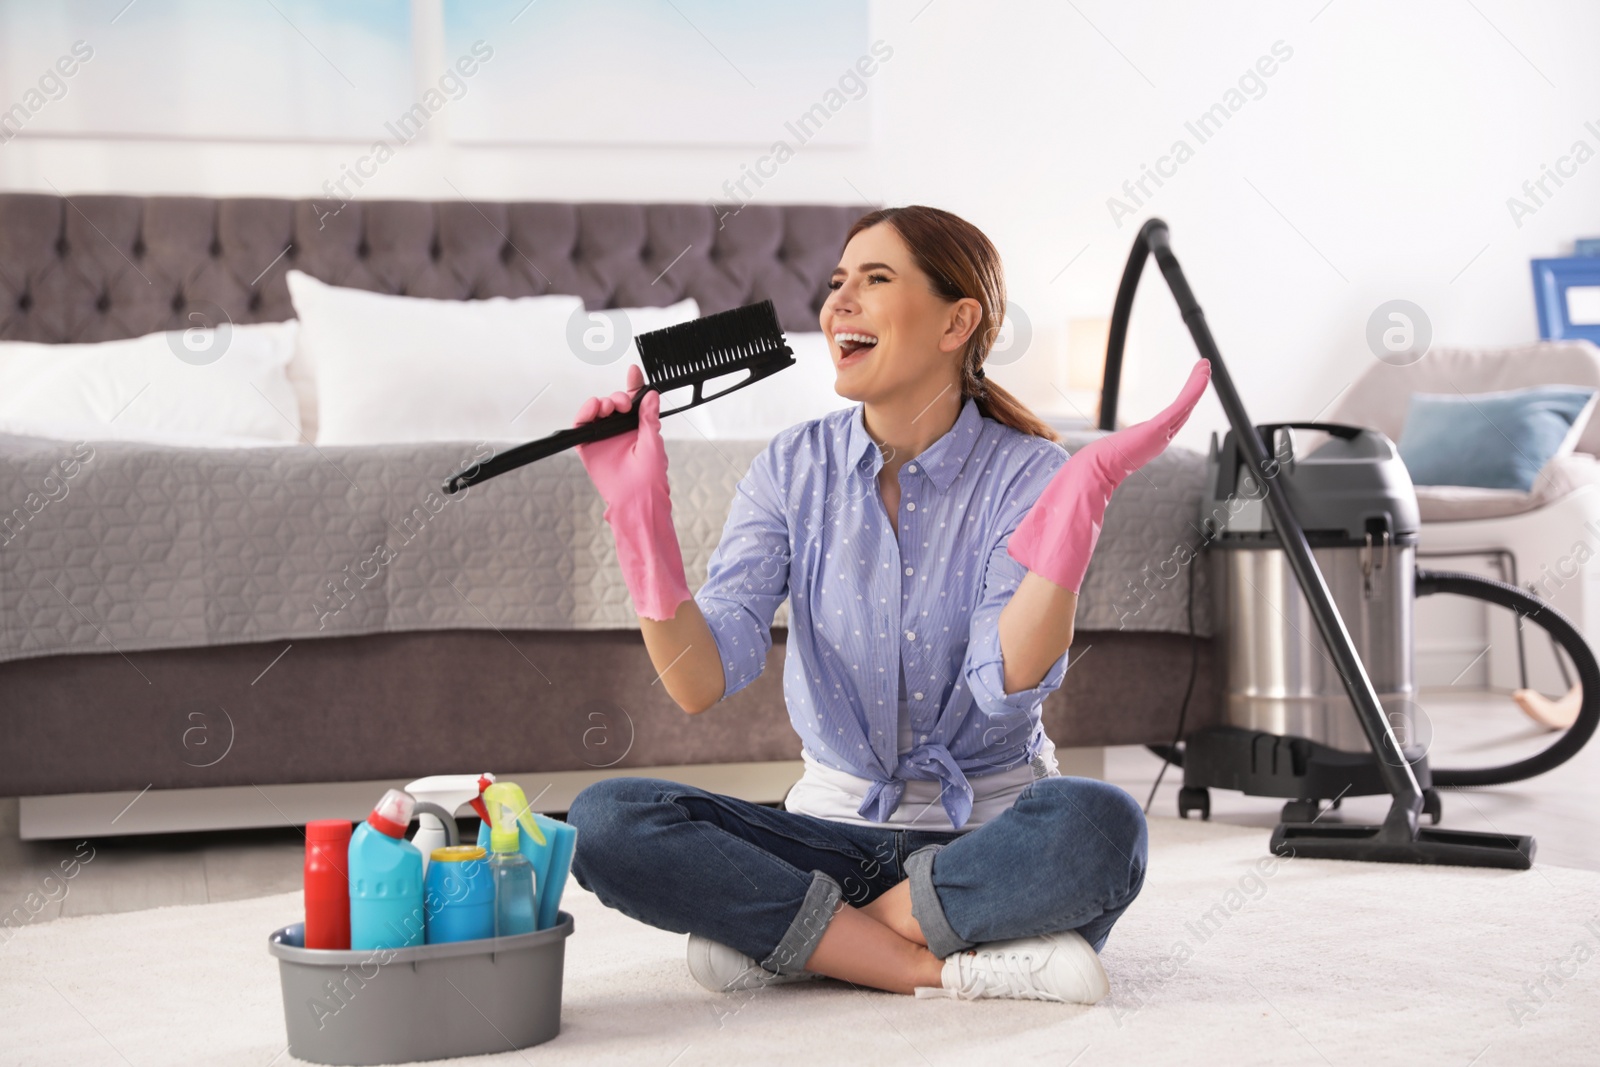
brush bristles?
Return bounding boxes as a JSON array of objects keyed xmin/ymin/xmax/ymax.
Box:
[{"xmin": 636, "ymin": 299, "xmax": 788, "ymax": 384}]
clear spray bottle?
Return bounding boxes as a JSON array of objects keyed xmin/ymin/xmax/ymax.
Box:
[{"xmin": 484, "ymin": 782, "xmax": 537, "ymax": 937}]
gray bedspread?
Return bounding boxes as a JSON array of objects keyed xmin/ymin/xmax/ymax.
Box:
[{"xmin": 0, "ymin": 430, "xmax": 1213, "ymax": 665}]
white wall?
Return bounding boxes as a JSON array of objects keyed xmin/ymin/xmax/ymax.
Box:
[{"xmin": 3, "ymin": 0, "xmax": 1597, "ymax": 454}]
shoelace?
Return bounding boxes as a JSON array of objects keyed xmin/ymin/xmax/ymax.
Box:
[{"xmin": 956, "ymin": 949, "xmax": 1065, "ymax": 1003}]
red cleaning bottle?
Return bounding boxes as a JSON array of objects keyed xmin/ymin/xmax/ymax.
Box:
[{"xmin": 304, "ymin": 819, "xmax": 352, "ymax": 950}]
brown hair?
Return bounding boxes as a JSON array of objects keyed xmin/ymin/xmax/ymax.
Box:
[{"xmin": 842, "ymin": 205, "xmax": 1058, "ymax": 443}]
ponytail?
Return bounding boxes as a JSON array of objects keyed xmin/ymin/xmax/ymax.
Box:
[{"xmin": 969, "ymin": 378, "xmax": 1059, "ymax": 444}]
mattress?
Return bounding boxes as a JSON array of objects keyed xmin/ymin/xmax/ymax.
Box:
[{"xmin": 0, "ymin": 429, "xmax": 1214, "ymax": 665}]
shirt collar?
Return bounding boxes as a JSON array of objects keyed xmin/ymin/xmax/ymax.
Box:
[{"xmin": 845, "ymin": 396, "xmax": 985, "ymax": 492}]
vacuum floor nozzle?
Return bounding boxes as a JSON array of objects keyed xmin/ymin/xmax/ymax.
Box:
[{"xmin": 1271, "ymin": 821, "xmax": 1536, "ymax": 870}]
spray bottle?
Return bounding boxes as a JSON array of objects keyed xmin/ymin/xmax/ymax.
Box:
[
  {"xmin": 483, "ymin": 782, "xmax": 542, "ymax": 937},
  {"xmin": 406, "ymin": 773, "xmax": 495, "ymax": 877},
  {"xmin": 474, "ymin": 789, "xmax": 576, "ymax": 932}
]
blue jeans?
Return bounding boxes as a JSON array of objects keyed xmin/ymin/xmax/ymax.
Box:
[{"xmin": 566, "ymin": 775, "xmax": 1148, "ymax": 977}]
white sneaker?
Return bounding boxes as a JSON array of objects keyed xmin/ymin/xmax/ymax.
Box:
[
  {"xmin": 916, "ymin": 930, "xmax": 1110, "ymax": 1004},
  {"xmin": 686, "ymin": 933, "xmax": 826, "ymax": 993}
]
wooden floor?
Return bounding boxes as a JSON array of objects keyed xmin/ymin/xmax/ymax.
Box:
[{"xmin": 1, "ymin": 687, "xmax": 1593, "ymax": 931}]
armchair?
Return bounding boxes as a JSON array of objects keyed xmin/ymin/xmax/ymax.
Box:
[{"xmin": 1325, "ymin": 339, "xmax": 1600, "ymax": 726}]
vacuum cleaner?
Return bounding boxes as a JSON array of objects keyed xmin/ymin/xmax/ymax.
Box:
[{"xmin": 1104, "ymin": 218, "xmax": 1600, "ymax": 869}]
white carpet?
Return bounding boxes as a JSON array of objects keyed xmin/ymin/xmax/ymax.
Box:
[{"xmin": 4, "ymin": 816, "xmax": 1597, "ymax": 1067}]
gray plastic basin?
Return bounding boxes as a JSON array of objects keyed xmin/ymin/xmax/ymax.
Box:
[{"xmin": 267, "ymin": 912, "xmax": 573, "ymax": 1065}]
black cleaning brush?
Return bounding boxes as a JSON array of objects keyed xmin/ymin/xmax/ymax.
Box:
[{"xmin": 442, "ymin": 299, "xmax": 794, "ymax": 494}]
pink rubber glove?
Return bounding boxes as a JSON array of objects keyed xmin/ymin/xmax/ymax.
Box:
[
  {"xmin": 1009, "ymin": 358, "xmax": 1212, "ymax": 593},
  {"xmin": 574, "ymin": 363, "xmax": 693, "ymax": 621}
]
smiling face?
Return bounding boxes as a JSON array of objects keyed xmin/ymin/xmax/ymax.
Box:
[{"xmin": 820, "ymin": 222, "xmax": 980, "ymax": 408}]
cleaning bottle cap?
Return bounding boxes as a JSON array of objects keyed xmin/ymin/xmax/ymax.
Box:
[
  {"xmin": 306, "ymin": 819, "xmax": 352, "ymax": 844},
  {"xmin": 431, "ymin": 845, "xmax": 487, "ymax": 863},
  {"xmin": 366, "ymin": 788, "xmax": 415, "ymax": 839}
]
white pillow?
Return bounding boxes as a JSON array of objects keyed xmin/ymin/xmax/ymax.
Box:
[
  {"xmin": 0, "ymin": 321, "xmax": 302, "ymax": 447},
  {"xmin": 693, "ymin": 332, "xmax": 852, "ymax": 440},
  {"xmin": 282, "ymin": 333, "xmax": 321, "ymax": 444},
  {"xmin": 289, "ymin": 270, "xmax": 582, "ymax": 445},
  {"xmin": 1553, "ymin": 389, "xmax": 1600, "ymax": 463},
  {"xmin": 288, "ymin": 271, "xmax": 701, "ymax": 446}
]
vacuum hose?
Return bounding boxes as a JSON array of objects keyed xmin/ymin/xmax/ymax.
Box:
[
  {"xmin": 1142, "ymin": 564, "xmax": 1600, "ymax": 789},
  {"xmin": 1417, "ymin": 567, "xmax": 1600, "ymax": 787}
]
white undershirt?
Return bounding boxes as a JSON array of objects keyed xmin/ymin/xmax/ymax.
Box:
[{"xmin": 784, "ymin": 695, "xmax": 1059, "ymax": 832}]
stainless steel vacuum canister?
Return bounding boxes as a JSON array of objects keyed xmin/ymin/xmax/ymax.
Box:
[{"xmin": 1200, "ymin": 423, "xmax": 1423, "ymax": 759}]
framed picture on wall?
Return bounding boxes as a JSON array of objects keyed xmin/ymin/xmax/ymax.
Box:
[
  {"xmin": 442, "ymin": 0, "xmax": 875, "ymax": 147},
  {"xmin": 0, "ymin": 0, "xmax": 414, "ymax": 141},
  {"xmin": 1532, "ymin": 256, "xmax": 1600, "ymax": 344}
]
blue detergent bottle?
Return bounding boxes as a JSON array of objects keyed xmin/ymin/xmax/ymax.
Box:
[
  {"xmin": 423, "ymin": 846, "xmax": 495, "ymax": 944},
  {"xmin": 484, "ymin": 782, "xmax": 537, "ymax": 937},
  {"xmin": 348, "ymin": 788, "xmax": 425, "ymax": 951}
]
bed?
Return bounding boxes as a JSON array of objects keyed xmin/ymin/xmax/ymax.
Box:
[{"xmin": 0, "ymin": 193, "xmax": 1219, "ymax": 836}]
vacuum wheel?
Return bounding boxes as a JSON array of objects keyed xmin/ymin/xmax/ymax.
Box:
[
  {"xmin": 1281, "ymin": 798, "xmax": 1322, "ymax": 823},
  {"xmin": 1178, "ymin": 786, "xmax": 1210, "ymax": 821},
  {"xmin": 1422, "ymin": 788, "xmax": 1443, "ymax": 826}
]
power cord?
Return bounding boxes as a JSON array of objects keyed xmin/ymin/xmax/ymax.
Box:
[{"xmin": 1143, "ymin": 549, "xmax": 1200, "ymax": 815}]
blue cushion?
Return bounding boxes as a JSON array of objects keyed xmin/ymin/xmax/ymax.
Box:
[{"xmin": 1397, "ymin": 385, "xmax": 1598, "ymax": 491}]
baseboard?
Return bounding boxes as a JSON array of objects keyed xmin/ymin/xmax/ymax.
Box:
[
  {"xmin": 16, "ymin": 761, "xmax": 805, "ymax": 841},
  {"xmin": 16, "ymin": 746, "xmax": 1110, "ymax": 840}
]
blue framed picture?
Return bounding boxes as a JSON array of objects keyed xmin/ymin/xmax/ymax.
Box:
[{"xmin": 1531, "ymin": 257, "xmax": 1600, "ymax": 344}]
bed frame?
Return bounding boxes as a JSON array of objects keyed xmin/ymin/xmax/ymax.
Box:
[{"xmin": 0, "ymin": 194, "xmax": 1218, "ymax": 837}]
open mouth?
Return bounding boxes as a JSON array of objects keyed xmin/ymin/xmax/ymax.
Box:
[{"xmin": 835, "ymin": 331, "xmax": 879, "ymax": 359}]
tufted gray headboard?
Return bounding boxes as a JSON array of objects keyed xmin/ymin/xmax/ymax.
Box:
[{"xmin": 0, "ymin": 194, "xmax": 873, "ymax": 344}]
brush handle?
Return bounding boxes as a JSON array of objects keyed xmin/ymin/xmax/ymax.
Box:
[{"xmin": 442, "ymin": 388, "xmax": 647, "ymax": 494}]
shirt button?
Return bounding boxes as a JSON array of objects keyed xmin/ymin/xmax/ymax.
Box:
[
  {"xmin": 907, "ymin": 464, "xmax": 918, "ymax": 473},
  {"xmin": 904, "ymin": 630, "xmax": 916, "ymax": 641},
  {"xmin": 906, "ymin": 502, "xmax": 916, "ymax": 511},
  {"xmin": 914, "ymin": 692, "xmax": 925, "ymax": 700},
  {"xmin": 904, "ymin": 566, "xmax": 914, "ymax": 576}
]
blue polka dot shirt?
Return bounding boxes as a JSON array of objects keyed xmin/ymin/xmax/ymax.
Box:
[{"xmin": 694, "ymin": 396, "xmax": 1072, "ymax": 829}]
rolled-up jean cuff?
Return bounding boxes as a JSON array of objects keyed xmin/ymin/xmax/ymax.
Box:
[
  {"xmin": 759, "ymin": 870, "xmax": 843, "ymax": 976},
  {"xmin": 907, "ymin": 843, "xmax": 973, "ymax": 959}
]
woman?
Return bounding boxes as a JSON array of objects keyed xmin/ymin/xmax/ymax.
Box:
[{"xmin": 566, "ymin": 205, "xmax": 1210, "ymax": 1003}]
